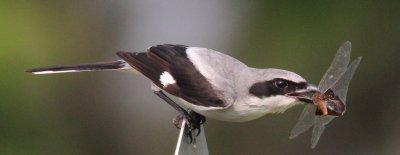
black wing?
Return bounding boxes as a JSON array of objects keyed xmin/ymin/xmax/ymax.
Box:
[{"xmin": 116, "ymin": 44, "xmax": 227, "ymax": 108}]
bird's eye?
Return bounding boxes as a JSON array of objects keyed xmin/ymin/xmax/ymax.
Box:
[{"xmin": 275, "ymin": 80, "xmax": 288, "ymax": 89}]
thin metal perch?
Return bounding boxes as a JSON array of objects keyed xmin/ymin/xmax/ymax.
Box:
[{"xmin": 175, "ymin": 119, "xmax": 209, "ymax": 155}]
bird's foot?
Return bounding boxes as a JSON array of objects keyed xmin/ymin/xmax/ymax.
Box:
[{"xmin": 173, "ymin": 110, "xmax": 206, "ymax": 144}]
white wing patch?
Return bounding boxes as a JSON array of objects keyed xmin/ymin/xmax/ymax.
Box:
[{"xmin": 160, "ymin": 71, "xmax": 176, "ymax": 87}]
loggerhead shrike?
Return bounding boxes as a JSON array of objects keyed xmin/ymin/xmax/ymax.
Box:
[{"xmin": 28, "ymin": 44, "xmax": 318, "ymax": 140}]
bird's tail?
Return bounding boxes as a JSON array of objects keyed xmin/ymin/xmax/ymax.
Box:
[{"xmin": 27, "ymin": 60, "xmax": 130, "ymax": 74}]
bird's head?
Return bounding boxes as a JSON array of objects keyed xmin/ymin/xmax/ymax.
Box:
[{"xmin": 246, "ymin": 68, "xmax": 318, "ymax": 114}]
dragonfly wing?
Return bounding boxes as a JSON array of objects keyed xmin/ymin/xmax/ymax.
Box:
[
  {"xmin": 318, "ymin": 41, "xmax": 352, "ymax": 93},
  {"xmin": 289, "ymin": 104, "xmax": 317, "ymax": 139},
  {"xmin": 331, "ymin": 57, "xmax": 362, "ymax": 103},
  {"xmin": 310, "ymin": 116, "xmax": 336, "ymax": 148}
]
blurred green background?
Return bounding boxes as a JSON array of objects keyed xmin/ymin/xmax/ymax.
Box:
[{"xmin": 1, "ymin": 0, "xmax": 400, "ymax": 155}]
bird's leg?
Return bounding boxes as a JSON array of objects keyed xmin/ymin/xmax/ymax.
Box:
[
  {"xmin": 152, "ymin": 90, "xmax": 206, "ymax": 143},
  {"xmin": 153, "ymin": 90, "xmax": 187, "ymax": 115}
]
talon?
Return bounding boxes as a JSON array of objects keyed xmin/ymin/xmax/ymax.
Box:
[
  {"xmin": 195, "ymin": 126, "xmax": 202, "ymax": 136},
  {"xmin": 174, "ymin": 110, "xmax": 206, "ymax": 144},
  {"xmin": 185, "ymin": 126, "xmax": 193, "ymax": 143}
]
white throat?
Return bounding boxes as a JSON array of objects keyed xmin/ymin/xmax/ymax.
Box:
[
  {"xmin": 243, "ymin": 95, "xmax": 298, "ymax": 113},
  {"xmin": 226, "ymin": 95, "xmax": 300, "ymax": 122}
]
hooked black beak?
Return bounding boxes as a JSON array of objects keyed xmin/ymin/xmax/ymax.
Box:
[{"xmin": 287, "ymin": 84, "xmax": 319, "ymax": 103}]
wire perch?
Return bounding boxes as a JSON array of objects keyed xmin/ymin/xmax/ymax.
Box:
[{"xmin": 175, "ymin": 119, "xmax": 209, "ymax": 155}]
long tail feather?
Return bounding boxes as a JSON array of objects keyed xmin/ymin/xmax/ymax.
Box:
[{"xmin": 27, "ymin": 60, "xmax": 129, "ymax": 74}]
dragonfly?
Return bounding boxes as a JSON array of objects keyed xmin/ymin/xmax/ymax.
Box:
[{"xmin": 289, "ymin": 41, "xmax": 362, "ymax": 148}]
